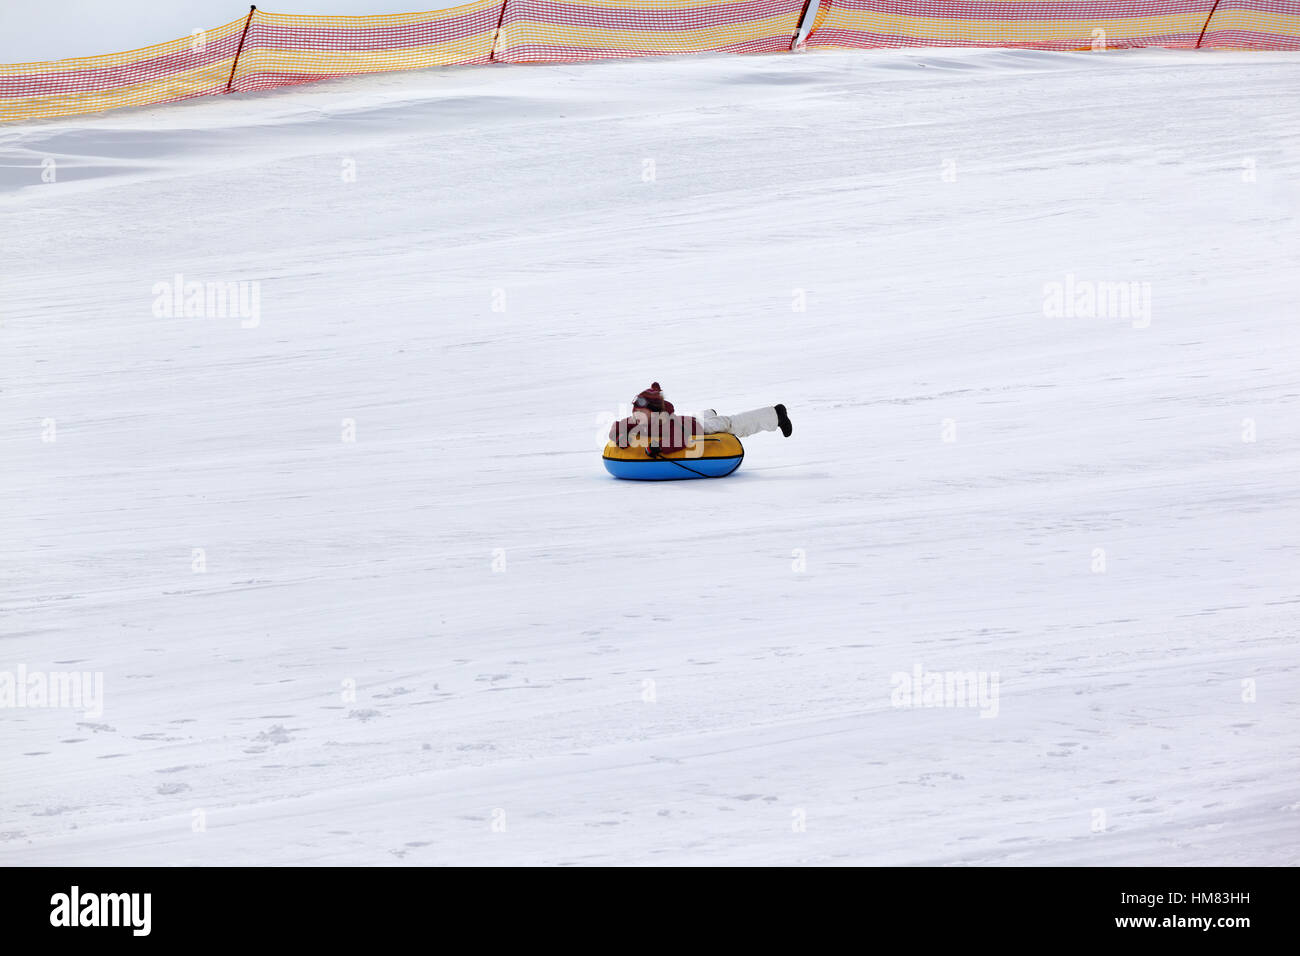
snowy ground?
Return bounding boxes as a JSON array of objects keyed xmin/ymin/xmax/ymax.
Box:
[{"xmin": 2, "ymin": 48, "xmax": 1299, "ymax": 866}]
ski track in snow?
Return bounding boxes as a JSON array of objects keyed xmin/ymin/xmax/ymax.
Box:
[{"xmin": 2, "ymin": 48, "xmax": 1299, "ymax": 866}]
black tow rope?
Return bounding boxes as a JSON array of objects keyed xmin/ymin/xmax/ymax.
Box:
[{"xmin": 646, "ymin": 443, "xmax": 717, "ymax": 479}]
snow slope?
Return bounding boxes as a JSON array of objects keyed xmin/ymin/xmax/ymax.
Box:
[{"xmin": 2, "ymin": 48, "xmax": 1299, "ymax": 866}]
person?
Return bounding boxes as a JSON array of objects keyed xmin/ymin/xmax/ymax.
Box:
[{"xmin": 608, "ymin": 382, "xmax": 792, "ymax": 454}]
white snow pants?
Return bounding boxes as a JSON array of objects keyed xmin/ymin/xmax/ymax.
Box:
[{"xmin": 697, "ymin": 407, "xmax": 780, "ymax": 438}]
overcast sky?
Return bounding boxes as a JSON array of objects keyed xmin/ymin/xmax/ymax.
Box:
[{"xmin": 1, "ymin": 1, "xmax": 464, "ymax": 62}]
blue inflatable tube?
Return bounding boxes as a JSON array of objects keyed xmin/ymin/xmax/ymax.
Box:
[{"xmin": 603, "ymin": 434, "xmax": 744, "ymax": 480}]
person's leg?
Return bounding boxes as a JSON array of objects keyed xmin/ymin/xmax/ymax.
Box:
[
  {"xmin": 699, "ymin": 407, "xmax": 780, "ymax": 438},
  {"xmin": 696, "ymin": 412, "xmax": 730, "ymax": 435},
  {"xmin": 727, "ymin": 407, "xmax": 781, "ymax": 438}
]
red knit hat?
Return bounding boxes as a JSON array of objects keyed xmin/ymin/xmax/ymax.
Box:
[
  {"xmin": 635, "ymin": 382, "xmax": 664, "ymax": 408},
  {"xmin": 634, "ymin": 383, "xmax": 669, "ymax": 413}
]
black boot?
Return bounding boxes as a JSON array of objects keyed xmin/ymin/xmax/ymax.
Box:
[{"xmin": 775, "ymin": 404, "xmax": 792, "ymax": 437}]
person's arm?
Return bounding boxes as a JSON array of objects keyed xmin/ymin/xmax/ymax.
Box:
[
  {"xmin": 610, "ymin": 416, "xmax": 643, "ymax": 447},
  {"xmin": 651, "ymin": 415, "xmax": 701, "ymax": 454}
]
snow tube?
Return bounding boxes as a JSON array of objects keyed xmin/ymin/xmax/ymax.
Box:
[{"xmin": 603, "ymin": 433, "xmax": 744, "ymax": 480}]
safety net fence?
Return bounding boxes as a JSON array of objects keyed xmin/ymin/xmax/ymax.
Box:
[
  {"xmin": 803, "ymin": 1, "xmax": 1300, "ymax": 52},
  {"xmin": 491, "ymin": 0, "xmax": 808, "ymax": 62},
  {"xmin": 2, "ymin": 1, "xmax": 1297, "ymax": 122}
]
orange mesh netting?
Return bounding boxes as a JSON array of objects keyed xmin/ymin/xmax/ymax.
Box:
[
  {"xmin": 490, "ymin": 0, "xmax": 808, "ymax": 62},
  {"xmin": 0, "ymin": 15, "xmax": 250, "ymax": 123},
  {"xmin": 3, "ymin": 2, "xmax": 1298, "ymax": 123},
  {"xmin": 802, "ymin": 1, "xmax": 1300, "ymax": 51},
  {"xmin": 1199, "ymin": 0, "xmax": 1300, "ymax": 47},
  {"xmin": 231, "ymin": 1, "xmax": 504, "ymax": 93}
]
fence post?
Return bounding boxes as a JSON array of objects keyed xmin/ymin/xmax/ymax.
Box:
[
  {"xmin": 1196, "ymin": 0, "xmax": 1224, "ymax": 48},
  {"xmin": 490, "ymin": 1, "xmax": 511, "ymax": 63},
  {"xmin": 226, "ymin": 5, "xmax": 257, "ymax": 94},
  {"xmin": 791, "ymin": 0, "xmax": 815, "ymax": 51}
]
